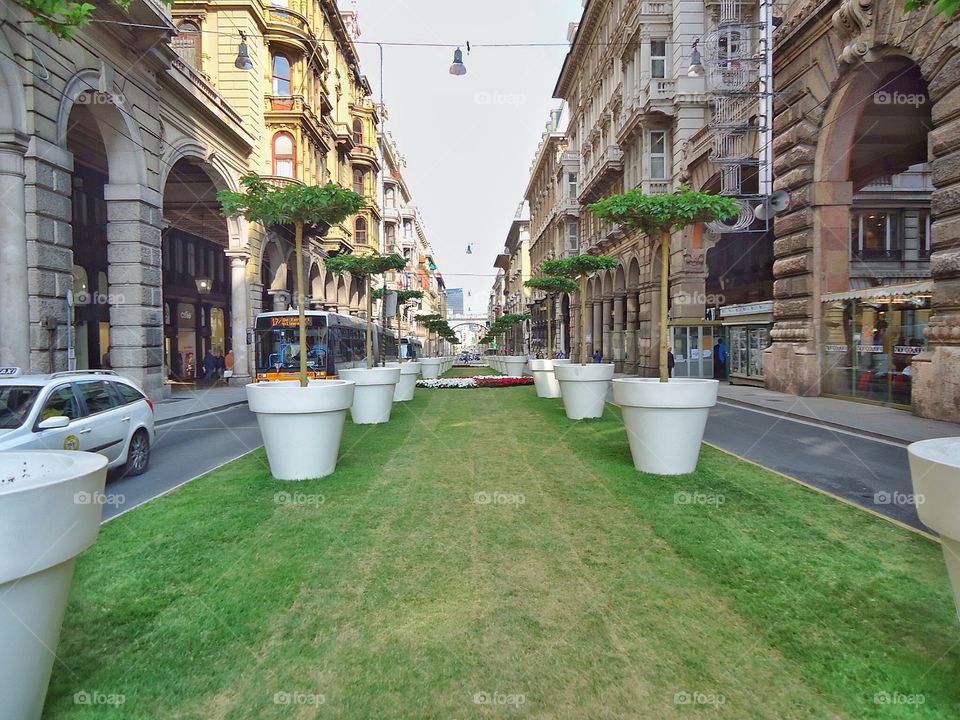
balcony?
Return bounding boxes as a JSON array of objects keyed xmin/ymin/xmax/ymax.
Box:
[
  {"xmin": 260, "ymin": 175, "xmax": 304, "ymax": 188},
  {"xmin": 640, "ymin": 0, "xmax": 672, "ymax": 14},
  {"xmin": 351, "ymin": 143, "xmax": 380, "ymax": 171},
  {"xmin": 642, "ymin": 180, "xmax": 670, "ymax": 195},
  {"xmin": 265, "ymin": 95, "xmax": 327, "ymax": 144},
  {"xmin": 265, "ymin": 6, "xmax": 310, "ymax": 40},
  {"xmin": 333, "ymin": 122, "xmax": 355, "ymax": 153},
  {"xmin": 170, "ymin": 57, "xmax": 243, "ymax": 126},
  {"xmin": 579, "ymin": 145, "xmax": 624, "ymax": 201},
  {"xmin": 557, "ymin": 196, "xmax": 580, "ymax": 217}
]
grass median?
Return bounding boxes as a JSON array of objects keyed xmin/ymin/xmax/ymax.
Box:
[{"xmin": 45, "ymin": 385, "xmax": 960, "ymax": 719}]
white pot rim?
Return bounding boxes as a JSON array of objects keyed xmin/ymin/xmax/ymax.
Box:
[
  {"xmin": 907, "ymin": 437, "xmax": 960, "ymax": 465},
  {"xmin": 246, "ymin": 379, "xmax": 355, "ymax": 413},
  {"xmin": 555, "ymin": 363, "xmax": 615, "ymax": 381},
  {"xmin": 0, "ymin": 450, "xmax": 107, "ymax": 499},
  {"xmin": 338, "ymin": 367, "xmax": 402, "ymax": 385},
  {"xmin": 529, "ymin": 359, "xmax": 554, "ymax": 371},
  {"xmin": 613, "ymin": 377, "xmax": 719, "ymax": 409}
]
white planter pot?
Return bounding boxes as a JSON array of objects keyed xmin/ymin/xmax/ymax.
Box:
[
  {"xmin": 421, "ymin": 357, "xmax": 443, "ymax": 379},
  {"xmin": 908, "ymin": 438, "xmax": 960, "ymax": 618},
  {"xmin": 612, "ymin": 378, "xmax": 719, "ymax": 475},
  {"xmin": 0, "ymin": 451, "xmax": 108, "ymax": 720},
  {"xmin": 529, "ymin": 358, "xmax": 561, "ymax": 398},
  {"xmin": 390, "ymin": 362, "xmax": 421, "ymax": 401},
  {"xmin": 338, "ymin": 367, "xmax": 402, "ymax": 424},
  {"xmin": 246, "ymin": 380, "xmax": 355, "ymax": 480},
  {"xmin": 554, "ymin": 363, "xmax": 615, "ymax": 419},
  {"xmin": 502, "ymin": 356, "xmax": 527, "ymax": 377}
]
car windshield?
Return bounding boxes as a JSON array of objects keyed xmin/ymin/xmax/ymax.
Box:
[{"xmin": 0, "ymin": 386, "xmax": 41, "ymax": 429}]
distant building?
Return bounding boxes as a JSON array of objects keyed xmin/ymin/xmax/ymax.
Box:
[{"xmin": 446, "ymin": 289, "xmax": 465, "ymax": 316}]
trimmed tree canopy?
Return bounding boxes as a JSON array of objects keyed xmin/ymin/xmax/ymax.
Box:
[
  {"xmin": 541, "ymin": 254, "xmax": 619, "ymax": 280},
  {"xmin": 587, "ymin": 186, "xmax": 740, "ymax": 237},
  {"xmin": 525, "ymin": 276, "xmax": 579, "ymax": 295},
  {"xmin": 325, "ymin": 253, "xmax": 407, "ymax": 277},
  {"xmin": 905, "ymin": 0, "xmax": 958, "ymax": 15},
  {"xmin": 218, "ymin": 175, "xmax": 365, "ymax": 227},
  {"xmin": 373, "ymin": 288, "xmax": 424, "ymax": 302}
]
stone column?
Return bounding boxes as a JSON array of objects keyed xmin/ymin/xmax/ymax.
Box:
[
  {"xmin": 593, "ymin": 301, "xmax": 603, "ymax": 361},
  {"xmin": 624, "ymin": 289, "xmax": 639, "ymax": 374},
  {"xmin": 227, "ymin": 252, "xmax": 252, "ymax": 385},
  {"xmin": 612, "ymin": 293, "xmax": 625, "ymax": 372},
  {"xmin": 104, "ymin": 183, "xmax": 164, "ymax": 398},
  {"xmin": 0, "ymin": 134, "xmax": 29, "ymax": 369},
  {"xmin": 602, "ymin": 297, "xmax": 613, "ymax": 363}
]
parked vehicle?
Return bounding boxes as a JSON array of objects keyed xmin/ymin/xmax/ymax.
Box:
[{"xmin": 0, "ymin": 368, "xmax": 155, "ymax": 476}]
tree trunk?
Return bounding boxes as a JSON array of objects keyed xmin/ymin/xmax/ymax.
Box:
[
  {"xmin": 295, "ymin": 221, "xmax": 308, "ymax": 387},
  {"xmin": 546, "ymin": 296, "xmax": 554, "ymax": 358},
  {"xmin": 659, "ymin": 229, "xmax": 670, "ymax": 383},
  {"xmin": 365, "ymin": 275, "xmax": 373, "ymax": 369},
  {"xmin": 579, "ymin": 274, "xmax": 587, "ymax": 364}
]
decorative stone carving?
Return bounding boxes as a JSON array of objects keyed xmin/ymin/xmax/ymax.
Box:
[{"xmin": 832, "ymin": 0, "xmax": 877, "ymax": 64}]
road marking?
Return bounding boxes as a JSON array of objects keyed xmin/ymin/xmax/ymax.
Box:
[
  {"xmin": 714, "ymin": 400, "xmax": 909, "ymax": 447},
  {"xmin": 102, "ymin": 445, "xmax": 263, "ymax": 525},
  {"xmin": 703, "ymin": 441, "xmax": 937, "ymax": 542}
]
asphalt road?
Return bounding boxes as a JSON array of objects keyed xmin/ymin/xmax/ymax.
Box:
[
  {"xmin": 101, "ymin": 405, "xmax": 261, "ymax": 522},
  {"xmin": 97, "ymin": 399, "xmax": 928, "ymax": 535},
  {"xmin": 705, "ymin": 401, "xmax": 927, "ymax": 533}
]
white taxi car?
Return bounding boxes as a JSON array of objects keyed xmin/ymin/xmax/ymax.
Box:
[{"xmin": 0, "ymin": 368, "xmax": 155, "ymax": 476}]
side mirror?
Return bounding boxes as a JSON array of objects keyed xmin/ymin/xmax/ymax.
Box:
[{"xmin": 37, "ymin": 416, "xmax": 70, "ymax": 430}]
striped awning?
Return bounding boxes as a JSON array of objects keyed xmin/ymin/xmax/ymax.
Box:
[{"xmin": 821, "ymin": 280, "xmax": 932, "ymax": 302}]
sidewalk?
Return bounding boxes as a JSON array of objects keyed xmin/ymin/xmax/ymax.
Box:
[
  {"xmin": 153, "ymin": 385, "xmax": 248, "ymax": 425},
  {"xmin": 610, "ymin": 373, "xmax": 960, "ymax": 444}
]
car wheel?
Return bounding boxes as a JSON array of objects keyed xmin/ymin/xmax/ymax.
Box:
[{"xmin": 123, "ymin": 430, "xmax": 150, "ymax": 476}]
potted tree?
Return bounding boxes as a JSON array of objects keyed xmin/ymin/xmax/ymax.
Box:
[
  {"xmin": 589, "ymin": 186, "xmax": 739, "ymax": 474},
  {"xmin": 540, "ymin": 254, "xmax": 619, "ymax": 419},
  {"xmin": 525, "ymin": 276, "xmax": 578, "ymax": 398},
  {"xmin": 325, "ymin": 253, "xmax": 408, "ymax": 424},
  {"xmin": 1, "ymin": 451, "xmax": 108, "ymax": 720},
  {"xmin": 219, "ymin": 175, "xmax": 364, "ymax": 479},
  {"xmin": 374, "ymin": 288, "xmax": 424, "ymax": 401},
  {"xmin": 415, "ymin": 313, "xmax": 445, "ymax": 378}
]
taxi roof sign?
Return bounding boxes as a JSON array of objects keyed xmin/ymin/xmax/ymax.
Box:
[{"xmin": 0, "ymin": 367, "xmax": 22, "ymax": 377}]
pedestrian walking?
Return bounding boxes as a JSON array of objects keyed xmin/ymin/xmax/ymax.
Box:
[
  {"xmin": 223, "ymin": 350, "xmax": 234, "ymax": 385},
  {"xmin": 202, "ymin": 349, "xmax": 216, "ymax": 383},
  {"xmin": 713, "ymin": 338, "xmax": 727, "ymax": 380},
  {"xmin": 593, "ymin": 349, "xmax": 602, "ymax": 363},
  {"xmin": 667, "ymin": 348, "xmax": 675, "ymax": 378}
]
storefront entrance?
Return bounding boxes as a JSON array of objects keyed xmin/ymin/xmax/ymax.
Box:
[
  {"xmin": 671, "ymin": 324, "xmax": 720, "ymax": 379},
  {"xmin": 821, "ymin": 283, "xmax": 931, "ymax": 408}
]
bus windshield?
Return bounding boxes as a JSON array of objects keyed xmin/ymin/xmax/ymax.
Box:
[{"xmin": 256, "ymin": 315, "xmax": 331, "ymax": 373}]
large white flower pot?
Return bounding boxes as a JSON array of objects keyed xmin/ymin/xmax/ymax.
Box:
[
  {"xmin": 391, "ymin": 362, "xmax": 421, "ymax": 401},
  {"xmin": 612, "ymin": 378, "xmax": 719, "ymax": 475},
  {"xmin": 908, "ymin": 438, "xmax": 960, "ymax": 619},
  {"xmin": 421, "ymin": 357, "xmax": 443, "ymax": 379},
  {"xmin": 339, "ymin": 366, "xmax": 402, "ymax": 424},
  {"xmin": 529, "ymin": 358, "xmax": 561, "ymax": 398},
  {"xmin": 0, "ymin": 451, "xmax": 108, "ymax": 720},
  {"xmin": 554, "ymin": 363, "xmax": 615, "ymax": 420},
  {"xmin": 502, "ymin": 356, "xmax": 527, "ymax": 377},
  {"xmin": 246, "ymin": 380, "xmax": 355, "ymax": 480}
]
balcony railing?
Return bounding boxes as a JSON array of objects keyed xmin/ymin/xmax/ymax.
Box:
[
  {"xmin": 170, "ymin": 57, "xmax": 242, "ymax": 125},
  {"xmin": 642, "ymin": 180, "xmax": 670, "ymax": 195},
  {"xmin": 260, "ymin": 175, "xmax": 304, "ymax": 188},
  {"xmin": 265, "ymin": 5, "xmax": 309, "ymax": 35},
  {"xmin": 641, "ymin": 0, "xmax": 671, "ymax": 13}
]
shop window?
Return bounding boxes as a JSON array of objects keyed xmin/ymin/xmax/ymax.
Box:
[
  {"xmin": 273, "ymin": 133, "xmax": 295, "ymax": 178},
  {"xmin": 352, "ymin": 118, "xmax": 364, "ymax": 146},
  {"xmin": 354, "ymin": 217, "xmax": 367, "ymax": 245},
  {"xmin": 850, "ymin": 211, "xmax": 902, "ymax": 259}
]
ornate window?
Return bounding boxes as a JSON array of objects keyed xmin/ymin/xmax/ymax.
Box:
[
  {"xmin": 352, "ymin": 118, "xmax": 364, "ymax": 146},
  {"xmin": 174, "ymin": 21, "xmax": 201, "ymax": 68},
  {"xmin": 273, "ymin": 133, "xmax": 295, "ymax": 177},
  {"xmin": 353, "ymin": 169, "xmax": 365, "ymax": 195},
  {"xmin": 354, "ymin": 217, "xmax": 367, "ymax": 245},
  {"xmin": 650, "ymin": 40, "xmax": 667, "ymax": 79},
  {"xmin": 272, "ymin": 53, "xmax": 291, "ymax": 96}
]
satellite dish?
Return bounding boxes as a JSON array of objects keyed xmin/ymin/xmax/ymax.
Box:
[{"xmin": 754, "ymin": 190, "xmax": 791, "ymax": 221}]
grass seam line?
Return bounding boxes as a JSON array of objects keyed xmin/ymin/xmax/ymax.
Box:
[{"xmin": 702, "ymin": 441, "xmax": 938, "ymax": 543}]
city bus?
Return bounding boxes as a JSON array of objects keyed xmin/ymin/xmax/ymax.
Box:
[
  {"xmin": 254, "ymin": 310, "xmax": 398, "ymax": 381},
  {"xmin": 399, "ymin": 337, "xmax": 423, "ymax": 360}
]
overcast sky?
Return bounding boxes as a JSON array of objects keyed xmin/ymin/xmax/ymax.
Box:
[{"xmin": 353, "ymin": 0, "xmax": 583, "ymax": 315}]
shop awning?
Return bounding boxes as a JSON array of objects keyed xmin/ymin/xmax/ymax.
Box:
[{"xmin": 821, "ymin": 281, "xmax": 932, "ymax": 303}]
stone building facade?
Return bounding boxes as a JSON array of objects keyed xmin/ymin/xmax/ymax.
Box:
[{"xmin": 769, "ymin": 0, "xmax": 960, "ymax": 420}]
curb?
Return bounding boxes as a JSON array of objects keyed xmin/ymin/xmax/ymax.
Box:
[
  {"xmin": 155, "ymin": 400, "xmax": 248, "ymax": 427},
  {"xmin": 715, "ymin": 397, "xmax": 912, "ymax": 446}
]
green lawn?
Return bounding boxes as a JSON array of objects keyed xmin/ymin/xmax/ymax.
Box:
[{"xmin": 45, "ymin": 386, "xmax": 960, "ymax": 719}]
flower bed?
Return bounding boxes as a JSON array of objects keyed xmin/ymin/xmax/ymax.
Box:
[{"xmin": 417, "ymin": 376, "xmax": 533, "ymax": 389}]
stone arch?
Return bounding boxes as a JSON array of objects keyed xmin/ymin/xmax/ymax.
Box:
[
  {"xmin": 309, "ymin": 262, "xmax": 324, "ymax": 304},
  {"xmin": 614, "ymin": 264, "xmax": 626, "ymax": 293},
  {"xmin": 57, "ymin": 69, "xmax": 147, "ymax": 186},
  {"xmin": 627, "ymin": 257, "xmax": 641, "ymax": 289},
  {"xmin": 336, "ymin": 276, "xmax": 348, "ymax": 307},
  {"xmin": 324, "ymin": 273, "xmax": 336, "ymax": 307}
]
